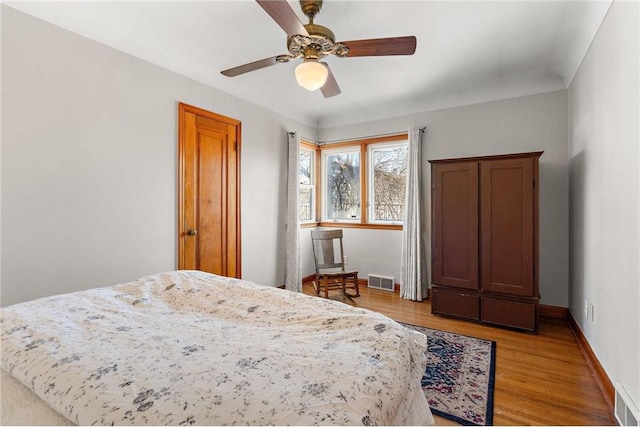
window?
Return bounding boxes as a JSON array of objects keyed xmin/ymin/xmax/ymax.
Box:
[
  {"xmin": 301, "ymin": 134, "xmax": 407, "ymax": 229},
  {"xmin": 368, "ymin": 142, "xmax": 408, "ymax": 224},
  {"xmin": 322, "ymin": 147, "xmax": 361, "ymax": 221},
  {"xmin": 299, "ymin": 143, "xmax": 316, "ymax": 223}
]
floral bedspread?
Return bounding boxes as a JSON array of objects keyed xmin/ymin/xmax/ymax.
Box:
[{"xmin": 1, "ymin": 270, "xmax": 433, "ymax": 426}]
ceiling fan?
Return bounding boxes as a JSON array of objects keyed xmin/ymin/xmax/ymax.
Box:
[{"xmin": 221, "ymin": 0, "xmax": 417, "ymax": 98}]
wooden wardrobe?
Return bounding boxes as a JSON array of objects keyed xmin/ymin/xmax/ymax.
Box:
[{"xmin": 429, "ymin": 152, "xmax": 542, "ymax": 332}]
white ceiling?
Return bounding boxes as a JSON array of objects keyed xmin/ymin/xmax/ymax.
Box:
[{"xmin": 6, "ymin": 0, "xmax": 612, "ymax": 128}]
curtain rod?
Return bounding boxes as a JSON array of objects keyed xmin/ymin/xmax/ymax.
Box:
[
  {"xmin": 301, "ymin": 127, "xmax": 426, "ymax": 145},
  {"xmin": 290, "ymin": 127, "xmax": 426, "ymax": 145}
]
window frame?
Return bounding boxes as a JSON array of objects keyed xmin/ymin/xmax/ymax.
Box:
[
  {"xmin": 302, "ymin": 133, "xmax": 407, "ymax": 230},
  {"xmin": 299, "ymin": 140, "xmax": 319, "ymax": 226},
  {"xmin": 367, "ymin": 140, "xmax": 409, "ymax": 225},
  {"xmin": 321, "ymin": 145, "xmax": 363, "ymax": 224}
]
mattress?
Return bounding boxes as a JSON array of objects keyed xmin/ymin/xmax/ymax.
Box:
[{"xmin": 1, "ymin": 270, "xmax": 433, "ymax": 425}]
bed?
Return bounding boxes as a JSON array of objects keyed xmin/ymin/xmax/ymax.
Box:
[{"xmin": 1, "ymin": 270, "xmax": 434, "ymax": 425}]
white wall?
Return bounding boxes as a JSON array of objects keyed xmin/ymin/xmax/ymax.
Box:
[
  {"xmin": 315, "ymin": 90, "xmax": 569, "ymax": 307},
  {"xmin": 1, "ymin": 6, "xmax": 316, "ymax": 306},
  {"xmin": 300, "ymin": 227, "xmax": 403, "ymax": 286},
  {"xmin": 568, "ymin": 0, "xmax": 639, "ymax": 407}
]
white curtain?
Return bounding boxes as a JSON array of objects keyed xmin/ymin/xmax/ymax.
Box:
[
  {"xmin": 400, "ymin": 127, "xmax": 427, "ymax": 301},
  {"xmin": 285, "ymin": 131, "xmax": 301, "ymax": 292}
]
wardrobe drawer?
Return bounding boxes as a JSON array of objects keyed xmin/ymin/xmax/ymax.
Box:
[
  {"xmin": 432, "ymin": 289, "xmax": 480, "ymax": 320},
  {"xmin": 481, "ymin": 297, "xmax": 537, "ymax": 332}
]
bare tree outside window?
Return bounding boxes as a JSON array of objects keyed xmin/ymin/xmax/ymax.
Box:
[
  {"xmin": 299, "ymin": 149, "xmax": 314, "ymax": 222},
  {"xmin": 326, "ymin": 152, "xmax": 360, "ymax": 220},
  {"xmin": 300, "ymin": 151, "xmax": 311, "ymax": 185},
  {"xmin": 371, "ymin": 145, "xmax": 408, "ymax": 221}
]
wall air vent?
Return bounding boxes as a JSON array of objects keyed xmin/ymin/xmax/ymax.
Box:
[
  {"xmin": 368, "ymin": 274, "xmax": 395, "ymax": 292},
  {"xmin": 615, "ymin": 383, "xmax": 640, "ymax": 426}
]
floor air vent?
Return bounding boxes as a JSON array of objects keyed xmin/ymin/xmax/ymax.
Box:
[
  {"xmin": 368, "ymin": 274, "xmax": 395, "ymax": 292},
  {"xmin": 615, "ymin": 383, "xmax": 640, "ymax": 426}
]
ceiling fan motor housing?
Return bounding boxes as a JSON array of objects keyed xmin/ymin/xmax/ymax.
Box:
[{"xmin": 279, "ymin": 1, "xmax": 349, "ymax": 62}]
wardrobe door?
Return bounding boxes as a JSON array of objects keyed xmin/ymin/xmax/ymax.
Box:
[
  {"xmin": 432, "ymin": 162, "xmax": 479, "ymax": 290},
  {"xmin": 480, "ymin": 157, "xmax": 534, "ymax": 296}
]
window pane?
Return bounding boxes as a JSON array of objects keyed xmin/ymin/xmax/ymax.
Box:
[
  {"xmin": 300, "ymin": 151, "xmax": 311, "ymax": 185},
  {"xmin": 372, "ymin": 145, "xmax": 408, "ymax": 221},
  {"xmin": 326, "ymin": 152, "xmax": 360, "ymax": 220},
  {"xmin": 299, "ymin": 186, "xmax": 313, "ymax": 221}
]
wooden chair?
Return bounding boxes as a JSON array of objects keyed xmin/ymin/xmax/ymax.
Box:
[{"xmin": 311, "ymin": 229, "xmax": 360, "ymax": 300}]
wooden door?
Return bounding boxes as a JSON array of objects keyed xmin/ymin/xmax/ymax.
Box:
[
  {"xmin": 480, "ymin": 157, "xmax": 533, "ymax": 296},
  {"xmin": 432, "ymin": 161, "xmax": 479, "ymax": 290},
  {"xmin": 178, "ymin": 103, "xmax": 241, "ymax": 277}
]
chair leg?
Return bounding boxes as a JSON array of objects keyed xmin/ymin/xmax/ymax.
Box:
[
  {"xmin": 313, "ymin": 277, "xmax": 320, "ymax": 296},
  {"xmin": 324, "ymin": 277, "xmax": 329, "ymax": 299},
  {"xmin": 354, "ymin": 273, "xmax": 360, "ymax": 297},
  {"xmin": 341, "ymin": 275, "xmax": 359, "ymax": 299},
  {"xmin": 345, "ymin": 277, "xmax": 357, "ymax": 301}
]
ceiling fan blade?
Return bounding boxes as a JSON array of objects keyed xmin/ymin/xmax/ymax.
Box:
[
  {"xmin": 256, "ymin": 0, "xmax": 309, "ymax": 37},
  {"xmin": 341, "ymin": 36, "xmax": 417, "ymax": 57},
  {"xmin": 321, "ymin": 63, "xmax": 341, "ymax": 98},
  {"xmin": 221, "ymin": 56, "xmax": 280, "ymax": 77}
]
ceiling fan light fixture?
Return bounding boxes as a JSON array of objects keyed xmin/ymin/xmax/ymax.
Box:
[{"xmin": 295, "ymin": 59, "xmax": 328, "ymax": 91}]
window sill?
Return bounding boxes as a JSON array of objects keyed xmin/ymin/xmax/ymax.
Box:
[
  {"xmin": 316, "ymin": 222, "xmax": 403, "ymax": 231},
  {"xmin": 300, "ymin": 222, "xmax": 320, "ymax": 229}
]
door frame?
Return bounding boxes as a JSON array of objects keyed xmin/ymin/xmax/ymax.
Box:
[{"xmin": 177, "ymin": 102, "xmax": 242, "ymax": 275}]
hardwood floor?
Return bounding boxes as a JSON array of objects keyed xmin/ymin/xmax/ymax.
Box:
[{"xmin": 302, "ymin": 283, "xmax": 616, "ymax": 426}]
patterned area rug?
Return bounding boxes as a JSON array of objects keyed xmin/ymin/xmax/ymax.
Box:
[{"xmin": 402, "ymin": 323, "xmax": 496, "ymax": 426}]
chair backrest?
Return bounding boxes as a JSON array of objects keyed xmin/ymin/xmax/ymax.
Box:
[{"xmin": 310, "ymin": 229, "xmax": 346, "ymax": 273}]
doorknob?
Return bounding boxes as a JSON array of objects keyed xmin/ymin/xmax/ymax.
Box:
[{"xmin": 186, "ymin": 229, "xmax": 197, "ymax": 236}]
